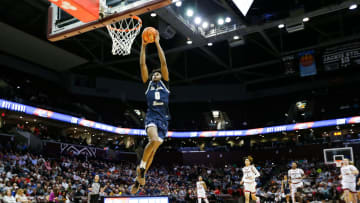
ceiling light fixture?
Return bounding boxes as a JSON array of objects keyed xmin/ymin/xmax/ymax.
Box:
[
  {"xmin": 186, "ymin": 9, "xmax": 194, "ymax": 17},
  {"xmin": 202, "ymin": 22, "xmax": 209, "ymax": 29},
  {"xmin": 217, "ymin": 18, "xmax": 224, "ymax": 25},
  {"xmin": 212, "ymin": 110, "xmax": 220, "ymax": 118},
  {"xmin": 194, "ymin": 16, "xmax": 202, "ymax": 25},
  {"xmin": 175, "ymin": 1, "xmax": 182, "ymax": 7},
  {"xmin": 349, "ymin": 4, "xmax": 358, "ymax": 10}
]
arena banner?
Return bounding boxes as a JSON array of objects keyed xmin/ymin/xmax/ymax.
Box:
[
  {"xmin": 43, "ymin": 141, "xmax": 104, "ymax": 158},
  {"xmin": 299, "ymin": 50, "xmax": 317, "ymax": 77},
  {"xmin": 43, "ymin": 141, "xmax": 136, "ymax": 161},
  {"xmin": 1, "ymin": 99, "xmax": 360, "ymax": 138},
  {"xmin": 60, "ymin": 143, "xmax": 97, "ymax": 157},
  {"xmin": 322, "ymin": 42, "xmax": 360, "ymax": 71},
  {"xmin": 282, "ymin": 55, "xmax": 297, "ymax": 75}
]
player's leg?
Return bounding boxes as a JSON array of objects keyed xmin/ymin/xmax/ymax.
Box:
[
  {"xmin": 349, "ymin": 183, "xmax": 357, "ymax": 203},
  {"xmin": 244, "ymin": 192, "xmax": 250, "ymax": 203},
  {"xmin": 145, "ymin": 143, "xmax": 161, "ymax": 173},
  {"xmin": 251, "ymin": 193, "xmax": 260, "ymax": 203},
  {"xmin": 343, "ymin": 189, "xmax": 350, "ymax": 203},
  {"xmin": 203, "ymin": 197, "xmax": 209, "ymax": 203},
  {"xmin": 131, "ymin": 126, "xmax": 162, "ymax": 193},
  {"xmin": 250, "ymin": 183, "xmax": 260, "ymax": 203},
  {"xmin": 137, "ymin": 126, "xmax": 162, "ymax": 184},
  {"xmin": 351, "ymin": 191, "xmax": 357, "ymax": 203},
  {"xmin": 286, "ymin": 194, "xmax": 290, "ymax": 203},
  {"xmin": 141, "ymin": 126, "xmax": 162, "ymax": 167},
  {"xmin": 145, "ymin": 126, "xmax": 166, "ymax": 173},
  {"xmin": 197, "ymin": 198, "xmax": 202, "ymax": 203},
  {"xmin": 244, "ymin": 183, "xmax": 251, "ymax": 203},
  {"xmin": 290, "ymin": 184, "xmax": 297, "ymax": 203}
]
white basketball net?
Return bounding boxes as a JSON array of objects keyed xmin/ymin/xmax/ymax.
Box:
[{"xmin": 106, "ymin": 16, "xmax": 142, "ymax": 56}]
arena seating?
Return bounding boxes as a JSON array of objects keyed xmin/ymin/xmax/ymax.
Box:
[{"xmin": 0, "ymin": 143, "xmax": 351, "ymax": 202}]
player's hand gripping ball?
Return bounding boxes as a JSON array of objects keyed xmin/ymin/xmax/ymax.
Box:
[{"xmin": 142, "ymin": 27, "xmax": 158, "ymax": 44}]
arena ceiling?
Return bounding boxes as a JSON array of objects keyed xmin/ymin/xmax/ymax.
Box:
[{"xmin": 1, "ymin": 0, "xmax": 360, "ymax": 87}]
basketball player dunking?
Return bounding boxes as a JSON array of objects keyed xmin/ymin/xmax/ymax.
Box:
[
  {"xmin": 131, "ymin": 31, "xmax": 170, "ymax": 194},
  {"xmin": 240, "ymin": 156, "xmax": 260, "ymax": 203},
  {"xmin": 339, "ymin": 159, "xmax": 359, "ymax": 203},
  {"xmin": 288, "ymin": 162, "xmax": 305, "ymax": 203},
  {"xmin": 196, "ymin": 176, "xmax": 209, "ymax": 203}
]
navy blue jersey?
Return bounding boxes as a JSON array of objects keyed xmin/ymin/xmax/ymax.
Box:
[
  {"xmin": 145, "ymin": 79, "xmax": 170, "ymax": 121},
  {"xmin": 283, "ymin": 180, "xmax": 290, "ymax": 194}
]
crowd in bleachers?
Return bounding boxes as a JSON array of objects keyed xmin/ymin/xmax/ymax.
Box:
[{"xmin": 0, "ymin": 138, "xmax": 356, "ymax": 203}]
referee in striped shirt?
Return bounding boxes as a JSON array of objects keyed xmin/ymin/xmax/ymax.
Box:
[{"xmin": 88, "ymin": 175, "xmax": 100, "ymax": 203}]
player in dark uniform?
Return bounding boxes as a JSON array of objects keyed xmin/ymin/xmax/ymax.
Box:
[
  {"xmin": 281, "ymin": 175, "xmax": 290, "ymax": 203},
  {"xmin": 131, "ymin": 30, "xmax": 170, "ymax": 194}
]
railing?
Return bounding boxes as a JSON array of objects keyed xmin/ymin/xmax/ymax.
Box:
[{"xmin": 204, "ymin": 24, "xmax": 245, "ymax": 38}]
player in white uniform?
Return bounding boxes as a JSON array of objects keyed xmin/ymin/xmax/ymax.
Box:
[
  {"xmin": 240, "ymin": 156, "xmax": 260, "ymax": 203},
  {"xmin": 196, "ymin": 176, "xmax": 209, "ymax": 203},
  {"xmin": 339, "ymin": 159, "xmax": 359, "ymax": 203},
  {"xmin": 288, "ymin": 162, "xmax": 305, "ymax": 203}
]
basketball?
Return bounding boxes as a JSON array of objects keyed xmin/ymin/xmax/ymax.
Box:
[{"xmin": 142, "ymin": 27, "xmax": 158, "ymax": 44}]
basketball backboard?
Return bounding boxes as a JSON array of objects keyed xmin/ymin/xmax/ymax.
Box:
[
  {"xmin": 323, "ymin": 147, "xmax": 354, "ymax": 165},
  {"xmin": 47, "ymin": 0, "xmax": 172, "ymax": 42}
]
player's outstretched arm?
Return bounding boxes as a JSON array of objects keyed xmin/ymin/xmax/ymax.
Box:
[
  {"xmin": 155, "ymin": 34, "xmax": 169, "ymax": 81},
  {"xmin": 202, "ymin": 182, "xmax": 208, "ymax": 191},
  {"xmin": 140, "ymin": 39, "xmax": 149, "ymax": 83},
  {"xmin": 252, "ymin": 165, "xmax": 260, "ymax": 178},
  {"xmin": 288, "ymin": 171, "xmax": 291, "ymax": 184}
]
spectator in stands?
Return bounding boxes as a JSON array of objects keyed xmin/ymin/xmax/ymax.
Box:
[
  {"xmin": 319, "ymin": 183, "xmax": 331, "ymax": 200},
  {"xmin": 3, "ymin": 189, "xmax": 16, "ymax": 203},
  {"xmin": 15, "ymin": 189, "xmax": 29, "ymax": 203},
  {"xmin": 0, "ymin": 178, "xmax": 4, "ymax": 191},
  {"xmin": 47, "ymin": 189, "xmax": 55, "ymax": 202}
]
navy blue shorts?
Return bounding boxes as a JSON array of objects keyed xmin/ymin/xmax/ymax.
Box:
[{"xmin": 145, "ymin": 119, "xmax": 168, "ymax": 139}]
